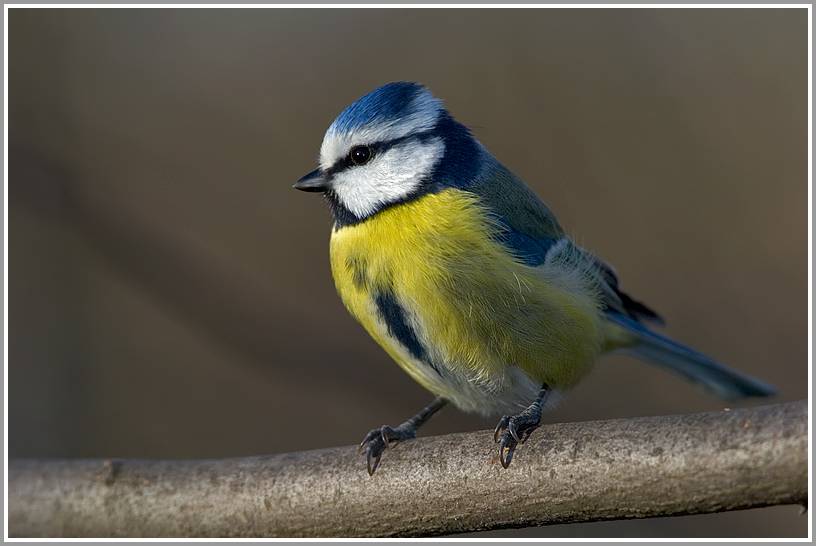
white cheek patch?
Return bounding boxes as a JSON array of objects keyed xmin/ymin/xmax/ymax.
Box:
[{"xmin": 331, "ymin": 137, "xmax": 445, "ymax": 218}]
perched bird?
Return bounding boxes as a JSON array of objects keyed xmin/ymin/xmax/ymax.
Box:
[{"xmin": 294, "ymin": 82, "xmax": 776, "ymax": 475}]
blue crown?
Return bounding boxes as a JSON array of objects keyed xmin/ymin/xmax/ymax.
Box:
[{"xmin": 328, "ymin": 82, "xmax": 434, "ymax": 136}]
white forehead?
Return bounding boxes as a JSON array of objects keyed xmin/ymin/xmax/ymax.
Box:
[{"xmin": 319, "ymin": 88, "xmax": 443, "ymax": 171}]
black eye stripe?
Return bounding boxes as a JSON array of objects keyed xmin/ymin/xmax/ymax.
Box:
[{"xmin": 328, "ymin": 130, "xmax": 439, "ymax": 177}]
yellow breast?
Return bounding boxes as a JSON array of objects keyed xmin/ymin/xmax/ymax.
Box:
[{"xmin": 329, "ymin": 189, "xmax": 605, "ymax": 409}]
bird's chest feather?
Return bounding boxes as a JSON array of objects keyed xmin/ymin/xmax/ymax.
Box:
[{"xmin": 329, "ymin": 189, "xmax": 604, "ymax": 400}]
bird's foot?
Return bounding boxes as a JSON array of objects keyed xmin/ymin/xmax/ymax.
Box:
[
  {"xmin": 493, "ymin": 386, "xmax": 549, "ymax": 468},
  {"xmin": 358, "ymin": 397, "xmax": 447, "ymax": 476},
  {"xmin": 359, "ymin": 422, "xmax": 418, "ymax": 476}
]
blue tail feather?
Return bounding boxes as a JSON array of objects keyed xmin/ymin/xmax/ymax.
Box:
[{"xmin": 605, "ymin": 312, "xmax": 777, "ymax": 401}]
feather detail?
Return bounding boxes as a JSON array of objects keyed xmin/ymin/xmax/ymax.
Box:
[{"xmin": 329, "ymin": 188, "xmax": 606, "ymax": 414}]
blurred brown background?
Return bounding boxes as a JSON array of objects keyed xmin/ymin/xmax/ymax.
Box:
[{"xmin": 8, "ymin": 8, "xmax": 807, "ymax": 538}]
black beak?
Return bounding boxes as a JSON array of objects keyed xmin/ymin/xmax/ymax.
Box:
[{"xmin": 294, "ymin": 168, "xmax": 329, "ymax": 192}]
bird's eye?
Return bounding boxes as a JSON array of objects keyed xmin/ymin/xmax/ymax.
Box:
[{"xmin": 349, "ymin": 146, "xmax": 373, "ymax": 166}]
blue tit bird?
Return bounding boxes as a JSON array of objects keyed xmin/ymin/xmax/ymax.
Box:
[{"xmin": 294, "ymin": 82, "xmax": 776, "ymax": 475}]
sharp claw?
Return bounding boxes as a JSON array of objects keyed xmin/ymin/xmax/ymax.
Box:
[
  {"xmin": 499, "ymin": 440, "xmax": 513, "ymax": 469},
  {"xmin": 380, "ymin": 426, "xmax": 398, "ymax": 449},
  {"xmin": 361, "ymin": 429, "xmax": 378, "ymax": 445},
  {"xmin": 366, "ymin": 449, "xmax": 382, "ymax": 476},
  {"xmin": 509, "ymin": 424, "xmax": 521, "ymax": 444},
  {"xmin": 359, "ymin": 429, "xmax": 379, "ymax": 453},
  {"xmin": 493, "ymin": 416, "xmax": 509, "ymax": 443}
]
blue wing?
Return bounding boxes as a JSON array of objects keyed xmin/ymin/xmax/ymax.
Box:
[
  {"xmin": 464, "ymin": 159, "xmax": 775, "ymax": 401},
  {"xmin": 467, "ymin": 161, "xmax": 662, "ymax": 324}
]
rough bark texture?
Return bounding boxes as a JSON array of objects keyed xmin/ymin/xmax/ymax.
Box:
[{"xmin": 8, "ymin": 400, "xmax": 807, "ymax": 537}]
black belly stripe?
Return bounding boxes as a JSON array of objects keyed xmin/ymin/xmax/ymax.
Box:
[{"xmin": 373, "ymin": 290, "xmax": 443, "ymax": 376}]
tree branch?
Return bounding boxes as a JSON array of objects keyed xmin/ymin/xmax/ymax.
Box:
[{"xmin": 8, "ymin": 400, "xmax": 807, "ymax": 537}]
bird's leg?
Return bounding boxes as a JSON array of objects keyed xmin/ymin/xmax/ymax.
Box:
[
  {"xmin": 493, "ymin": 384, "xmax": 550, "ymax": 468},
  {"xmin": 359, "ymin": 397, "xmax": 447, "ymax": 475}
]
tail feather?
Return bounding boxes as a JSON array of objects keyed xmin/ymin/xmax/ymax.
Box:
[{"xmin": 605, "ymin": 312, "xmax": 777, "ymax": 401}]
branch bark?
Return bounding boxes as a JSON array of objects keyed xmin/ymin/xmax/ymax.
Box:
[{"xmin": 8, "ymin": 400, "xmax": 807, "ymax": 537}]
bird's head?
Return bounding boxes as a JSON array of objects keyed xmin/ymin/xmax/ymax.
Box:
[{"xmin": 295, "ymin": 82, "xmax": 484, "ymax": 225}]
